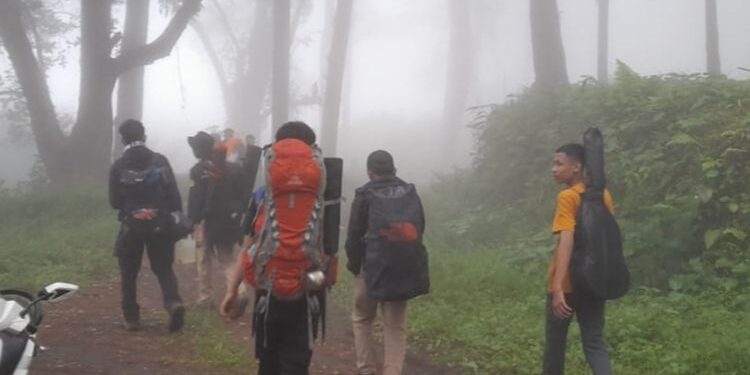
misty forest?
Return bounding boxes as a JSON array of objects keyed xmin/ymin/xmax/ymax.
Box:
[{"xmin": 1, "ymin": 0, "xmax": 749, "ymax": 374}]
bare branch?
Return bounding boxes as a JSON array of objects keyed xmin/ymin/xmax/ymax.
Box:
[{"xmin": 112, "ymin": 0, "xmax": 202, "ymax": 74}]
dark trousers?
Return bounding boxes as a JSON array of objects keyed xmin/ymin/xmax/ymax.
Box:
[
  {"xmin": 255, "ymin": 295, "xmax": 312, "ymax": 375},
  {"xmin": 542, "ymin": 292, "xmax": 613, "ymax": 375},
  {"xmin": 117, "ymin": 229, "xmax": 182, "ymax": 322}
]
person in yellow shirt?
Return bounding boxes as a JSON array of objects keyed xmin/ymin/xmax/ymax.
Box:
[{"xmin": 543, "ymin": 143, "xmax": 614, "ymax": 375}]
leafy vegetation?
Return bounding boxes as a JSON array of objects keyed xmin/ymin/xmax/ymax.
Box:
[
  {"xmin": 410, "ymin": 67, "xmax": 750, "ymax": 374},
  {"xmin": 429, "ymin": 64, "xmax": 750, "ymax": 292},
  {"xmin": 407, "ymin": 245, "xmax": 750, "ymax": 375}
]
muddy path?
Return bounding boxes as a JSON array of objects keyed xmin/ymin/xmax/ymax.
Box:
[{"xmin": 30, "ymin": 257, "xmax": 459, "ymax": 375}]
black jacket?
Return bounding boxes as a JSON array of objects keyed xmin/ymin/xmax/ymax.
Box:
[
  {"xmin": 109, "ymin": 145, "xmax": 182, "ymax": 221},
  {"xmin": 344, "ymin": 176, "xmax": 426, "ymax": 275},
  {"xmin": 188, "ymin": 159, "xmax": 246, "ymax": 243}
]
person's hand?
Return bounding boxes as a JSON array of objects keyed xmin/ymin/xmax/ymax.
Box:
[
  {"xmin": 552, "ymin": 290, "xmax": 573, "ymax": 319},
  {"xmin": 219, "ymin": 290, "xmax": 238, "ymax": 319}
]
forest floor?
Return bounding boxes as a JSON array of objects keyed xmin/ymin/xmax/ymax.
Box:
[{"xmin": 30, "ymin": 260, "xmax": 458, "ymax": 375}]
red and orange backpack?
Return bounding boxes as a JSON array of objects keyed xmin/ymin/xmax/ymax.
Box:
[{"xmin": 241, "ymin": 139, "xmax": 337, "ymax": 299}]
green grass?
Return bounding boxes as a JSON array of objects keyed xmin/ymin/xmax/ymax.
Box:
[
  {"xmin": 403, "ymin": 244, "xmax": 750, "ymax": 375},
  {"xmin": 0, "ymin": 189, "xmax": 117, "ymax": 291},
  {"xmin": 161, "ymin": 306, "xmax": 257, "ymax": 371},
  {"xmin": 0, "ymin": 190, "xmax": 256, "ymax": 372}
]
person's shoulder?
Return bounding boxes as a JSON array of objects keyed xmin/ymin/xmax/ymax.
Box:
[
  {"xmin": 150, "ymin": 151, "xmax": 173, "ymax": 167},
  {"xmin": 557, "ymin": 186, "xmax": 580, "ymax": 200},
  {"xmin": 556, "ymin": 184, "xmax": 582, "ymax": 208},
  {"xmin": 354, "ymin": 183, "xmax": 370, "ymax": 196}
]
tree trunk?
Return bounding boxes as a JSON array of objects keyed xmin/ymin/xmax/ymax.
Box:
[
  {"xmin": 68, "ymin": 0, "xmax": 117, "ymax": 180},
  {"xmin": 0, "ymin": 0, "xmax": 68, "ymax": 181},
  {"xmin": 114, "ymin": 0, "xmax": 150, "ymax": 158},
  {"xmin": 705, "ymin": 0, "xmax": 721, "ymax": 75},
  {"xmin": 230, "ymin": 0, "xmax": 273, "ymax": 136},
  {"xmin": 1, "ymin": 0, "xmax": 202, "ymax": 183},
  {"xmin": 116, "ymin": 0, "xmax": 150, "ymax": 126},
  {"xmin": 441, "ymin": 0, "xmax": 474, "ymax": 162},
  {"xmin": 530, "ymin": 0, "xmax": 568, "ymax": 87},
  {"xmin": 320, "ymin": 0, "xmax": 354, "ymax": 156},
  {"xmin": 597, "ymin": 0, "xmax": 609, "ymax": 83},
  {"xmin": 271, "ymin": 0, "xmax": 290, "ymax": 134},
  {"xmin": 191, "ymin": 19, "xmax": 232, "ymax": 121}
]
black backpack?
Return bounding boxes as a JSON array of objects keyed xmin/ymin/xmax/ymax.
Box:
[
  {"xmin": 119, "ymin": 156, "xmax": 170, "ymax": 235},
  {"xmin": 569, "ymin": 128, "xmax": 630, "ymax": 300},
  {"xmin": 363, "ymin": 181, "xmax": 430, "ymax": 301}
]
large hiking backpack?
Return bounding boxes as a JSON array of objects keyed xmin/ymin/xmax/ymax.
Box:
[
  {"xmin": 244, "ymin": 139, "xmax": 332, "ymax": 299},
  {"xmin": 363, "ymin": 181, "xmax": 430, "ymax": 301},
  {"xmin": 119, "ymin": 155, "xmax": 170, "ymax": 235},
  {"xmin": 569, "ymin": 128, "xmax": 630, "ymax": 300}
]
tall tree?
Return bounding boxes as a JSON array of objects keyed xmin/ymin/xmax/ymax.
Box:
[
  {"xmin": 320, "ymin": 0, "xmax": 354, "ymax": 156},
  {"xmin": 0, "ymin": 0, "xmax": 202, "ymax": 182},
  {"xmin": 191, "ymin": 0, "xmax": 315, "ymax": 138},
  {"xmin": 530, "ymin": 0, "xmax": 568, "ymax": 87},
  {"xmin": 441, "ymin": 0, "xmax": 474, "ymax": 161},
  {"xmin": 116, "ymin": 0, "xmax": 150, "ymax": 125},
  {"xmin": 597, "ymin": 0, "xmax": 609, "ymax": 83},
  {"xmin": 114, "ymin": 0, "xmax": 151, "ymax": 156},
  {"xmin": 193, "ymin": 0, "xmax": 273, "ymax": 134},
  {"xmin": 705, "ymin": 0, "xmax": 721, "ymax": 75},
  {"xmin": 271, "ymin": 0, "xmax": 290, "ymax": 133}
]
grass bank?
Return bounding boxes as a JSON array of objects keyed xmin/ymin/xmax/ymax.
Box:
[
  {"xmin": 0, "ymin": 189, "xmax": 255, "ymax": 372},
  {"xmin": 403, "ymin": 244, "xmax": 750, "ymax": 375}
]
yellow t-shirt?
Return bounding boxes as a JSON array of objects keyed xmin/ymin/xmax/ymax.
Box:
[{"xmin": 547, "ymin": 182, "xmax": 614, "ymax": 293}]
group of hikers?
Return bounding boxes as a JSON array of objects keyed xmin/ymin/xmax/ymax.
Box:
[{"xmin": 108, "ymin": 119, "xmax": 627, "ymax": 375}]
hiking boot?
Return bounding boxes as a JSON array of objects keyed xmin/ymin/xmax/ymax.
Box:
[
  {"xmin": 167, "ymin": 303, "xmax": 185, "ymax": 333},
  {"xmin": 123, "ymin": 320, "xmax": 141, "ymax": 332}
]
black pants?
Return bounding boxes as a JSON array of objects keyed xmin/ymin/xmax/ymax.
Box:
[
  {"xmin": 542, "ymin": 291, "xmax": 613, "ymax": 375},
  {"xmin": 255, "ymin": 294, "xmax": 313, "ymax": 375},
  {"xmin": 117, "ymin": 228, "xmax": 182, "ymax": 322}
]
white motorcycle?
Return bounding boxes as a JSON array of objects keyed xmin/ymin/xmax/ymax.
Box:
[{"xmin": 0, "ymin": 283, "xmax": 79, "ymax": 375}]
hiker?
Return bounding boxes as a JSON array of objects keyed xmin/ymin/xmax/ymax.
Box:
[
  {"xmin": 246, "ymin": 134, "xmax": 257, "ymax": 147},
  {"xmin": 223, "ymin": 128, "xmax": 245, "ymax": 163},
  {"xmin": 109, "ymin": 119, "xmax": 185, "ymax": 333},
  {"xmin": 543, "ymin": 143, "xmax": 615, "ymax": 375},
  {"xmin": 187, "ymin": 131, "xmax": 248, "ymax": 308},
  {"xmin": 220, "ymin": 121, "xmax": 336, "ymax": 375},
  {"xmin": 345, "ymin": 150, "xmax": 430, "ymax": 375}
]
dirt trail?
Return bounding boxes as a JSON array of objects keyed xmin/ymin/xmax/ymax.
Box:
[{"xmin": 30, "ymin": 258, "xmax": 458, "ymax": 374}]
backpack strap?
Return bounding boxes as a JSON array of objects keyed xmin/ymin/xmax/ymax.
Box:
[
  {"xmin": 301, "ymin": 145, "xmax": 326, "ymax": 269},
  {"xmin": 254, "ymin": 145, "xmax": 278, "ymax": 291}
]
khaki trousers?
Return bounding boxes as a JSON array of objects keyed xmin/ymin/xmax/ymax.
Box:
[
  {"xmin": 352, "ymin": 274, "xmax": 408, "ymax": 375},
  {"xmin": 194, "ymin": 222, "xmax": 243, "ymax": 304}
]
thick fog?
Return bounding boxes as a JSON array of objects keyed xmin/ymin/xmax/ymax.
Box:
[{"xmin": 2, "ymin": 0, "xmax": 750, "ymax": 185}]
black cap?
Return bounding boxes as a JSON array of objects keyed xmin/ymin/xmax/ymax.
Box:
[
  {"xmin": 367, "ymin": 150, "xmax": 395, "ymax": 175},
  {"xmin": 188, "ymin": 131, "xmax": 215, "ymax": 159},
  {"xmin": 275, "ymin": 121, "xmax": 316, "ymax": 145},
  {"xmin": 118, "ymin": 119, "xmax": 145, "ymax": 144}
]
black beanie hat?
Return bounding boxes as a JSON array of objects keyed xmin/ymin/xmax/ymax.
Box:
[
  {"xmin": 119, "ymin": 119, "xmax": 145, "ymax": 144},
  {"xmin": 188, "ymin": 131, "xmax": 215, "ymax": 159},
  {"xmin": 275, "ymin": 121, "xmax": 316, "ymax": 145},
  {"xmin": 367, "ymin": 150, "xmax": 395, "ymax": 175}
]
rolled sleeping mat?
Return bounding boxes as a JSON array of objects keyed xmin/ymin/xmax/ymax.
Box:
[
  {"xmin": 323, "ymin": 157, "xmax": 343, "ymax": 256},
  {"xmin": 583, "ymin": 127, "xmax": 606, "ymax": 192},
  {"xmin": 242, "ymin": 145, "xmax": 263, "ymax": 199}
]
